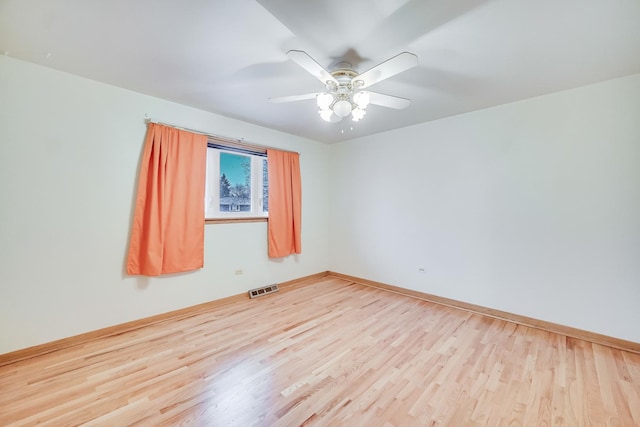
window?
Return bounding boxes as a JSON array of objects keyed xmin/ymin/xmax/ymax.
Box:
[{"xmin": 205, "ymin": 145, "xmax": 268, "ymax": 219}]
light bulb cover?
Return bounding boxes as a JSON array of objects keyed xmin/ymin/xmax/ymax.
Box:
[
  {"xmin": 316, "ymin": 92, "xmax": 334, "ymax": 110},
  {"xmin": 351, "ymin": 107, "xmax": 366, "ymax": 121},
  {"xmin": 332, "ymin": 99, "xmax": 352, "ymax": 117},
  {"xmin": 318, "ymin": 109, "xmax": 333, "ymax": 122},
  {"xmin": 353, "ymin": 91, "xmax": 370, "ymax": 108}
]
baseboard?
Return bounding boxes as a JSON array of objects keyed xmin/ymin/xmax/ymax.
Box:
[
  {"xmin": 0, "ymin": 271, "xmax": 330, "ymax": 367},
  {"xmin": 328, "ymin": 271, "xmax": 640, "ymax": 355}
]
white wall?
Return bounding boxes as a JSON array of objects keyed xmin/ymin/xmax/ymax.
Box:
[
  {"xmin": 329, "ymin": 73, "xmax": 640, "ymax": 343},
  {"xmin": 0, "ymin": 56, "xmax": 329, "ymax": 354}
]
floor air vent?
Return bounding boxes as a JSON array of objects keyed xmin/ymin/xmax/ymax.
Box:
[{"xmin": 248, "ymin": 284, "xmax": 279, "ymax": 299}]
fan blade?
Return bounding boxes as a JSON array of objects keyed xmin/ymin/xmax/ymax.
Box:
[
  {"xmin": 355, "ymin": 52, "xmax": 418, "ymax": 89},
  {"xmin": 269, "ymin": 93, "xmax": 319, "ymax": 103},
  {"xmin": 286, "ymin": 50, "xmax": 338, "ymax": 86},
  {"xmin": 358, "ymin": 0, "xmax": 490, "ymax": 56},
  {"xmin": 368, "ymin": 92, "xmax": 411, "ymax": 109}
]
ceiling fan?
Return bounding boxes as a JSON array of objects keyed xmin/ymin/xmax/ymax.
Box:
[{"xmin": 269, "ymin": 50, "xmax": 418, "ymax": 123}]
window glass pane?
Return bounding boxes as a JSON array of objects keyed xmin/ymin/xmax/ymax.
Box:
[
  {"xmin": 219, "ymin": 152, "xmax": 251, "ymax": 212},
  {"xmin": 262, "ymin": 159, "xmax": 268, "ymax": 213}
]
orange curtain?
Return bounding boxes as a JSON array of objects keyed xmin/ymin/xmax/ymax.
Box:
[
  {"xmin": 267, "ymin": 149, "xmax": 302, "ymax": 258},
  {"xmin": 126, "ymin": 123, "xmax": 208, "ymax": 276}
]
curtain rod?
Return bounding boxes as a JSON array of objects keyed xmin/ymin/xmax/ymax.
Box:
[{"xmin": 144, "ymin": 117, "xmax": 299, "ymax": 155}]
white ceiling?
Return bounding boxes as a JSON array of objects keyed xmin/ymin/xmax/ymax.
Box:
[{"xmin": 1, "ymin": 0, "xmax": 640, "ymax": 143}]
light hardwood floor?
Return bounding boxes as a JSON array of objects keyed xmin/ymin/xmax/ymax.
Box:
[{"xmin": 1, "ymin": 277, "xmax": 639, "ymax": 426}]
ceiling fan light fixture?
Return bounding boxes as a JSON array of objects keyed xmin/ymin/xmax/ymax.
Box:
[
  {"xmin": 277, "ymin": 50, "xmax": 418, "ymax": 127},
  {"xmin": 333, "ymin": 99, "xmax": 352, "ymax": 118},
  {"xmin": 316, "ymin": 92, "xmax": 333, "ymax": 110}
]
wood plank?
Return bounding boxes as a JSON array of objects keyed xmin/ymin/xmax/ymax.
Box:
[
  {"xmin": 0, "ymin": 271, "xmax": 329, "ymax": 367},
  {"xmin": 1, "ymin": 276, "xmax": 639, "ymax": 426},
  {"xmin": 328, "ymin": 271, "xmax": 640, "ymax": 355}
]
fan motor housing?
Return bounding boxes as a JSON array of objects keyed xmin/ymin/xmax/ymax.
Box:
[{"xmin": 328, "ymin": 68, "xmax": 362, "ymax": 93}]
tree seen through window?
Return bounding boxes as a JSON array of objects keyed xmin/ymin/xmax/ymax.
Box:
[{"xmin": 219, "ymin": 152, "xmax": 251, "ymax": 212}]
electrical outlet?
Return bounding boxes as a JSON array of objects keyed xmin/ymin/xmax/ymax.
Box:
[{"xmin": 234, "ymin": 269, "xmax": 243, "ymax": 275}]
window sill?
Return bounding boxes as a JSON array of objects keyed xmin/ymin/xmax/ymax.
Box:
[{"xmin": 205, "ymin": 217, "xmax": 268, "ymax": 224}]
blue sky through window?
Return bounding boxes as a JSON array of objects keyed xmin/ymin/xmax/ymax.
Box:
[{"xmin": 220, "ymin": 152, "xmax": 248, "ymax": 185}]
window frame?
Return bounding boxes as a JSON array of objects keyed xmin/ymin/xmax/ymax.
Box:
[{"xmin": 205, "ymin": 144, "xmax": 268, "ymax": 222}]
